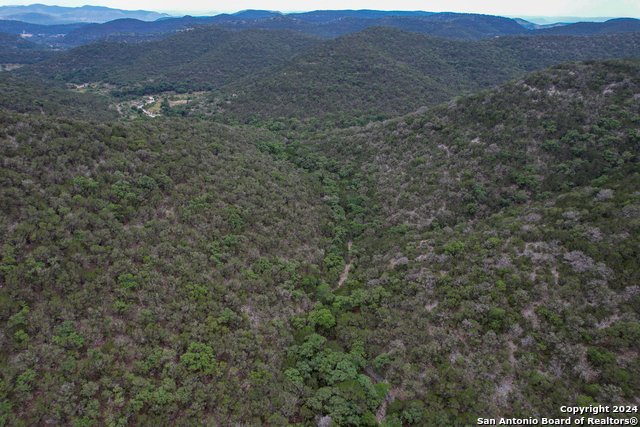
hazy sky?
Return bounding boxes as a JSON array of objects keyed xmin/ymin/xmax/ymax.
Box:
[{"xmin": 1, "ymin": 0, "xmax": 639, "ymax": 18}]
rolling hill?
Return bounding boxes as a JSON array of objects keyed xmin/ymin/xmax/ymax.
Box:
[
  {"xmin": 0, "ymin": 73, "xmax": 117, "ymax": 120},
  {"xmin": 535, "ymin": 17, "xmax": 640, "ymax": 36},
  {"xmin": 0, "ymin": 30, "xmax": 60, "ymax": 68},
  {"xmin": 207, "ymin": 29, "xmax": 640, "ymax": 126},
  {"xmin": 0, "ymin": 19, "xmax": 85, "ymax": 39},
  {"xmin": 19, "ymin": 25, "xmax": 640, "ymax": 126},
  {"xmin": 19, "ymin": 26, "xmax": 324, "ymax": 91},
  {"xmin": 53, "ymin": 12, "xmax": 526, "ymax": 47},
  {"xmin": 214, "ymin": 13, "xmax": 528, "ymax": 40},
  {"xmin": 288, "ymin": 9, "xmax": 436, "ymax": 22},
  {"xmin": 1, "ymin": 10, "xmax": 638, "ymax": 51},
  {"xmin": 0, "ymin": 31, "xmax": 40, "ymax": 50},
  {"xmin": 46, "ymin": 14, "xmax": 640, "ymax": 49},
  {"xmin": 0, "ymin": 4, "xmax": 170, "ymax": 24}
]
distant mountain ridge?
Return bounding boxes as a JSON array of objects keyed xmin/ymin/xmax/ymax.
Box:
[
  {"xmin": 0, "ymin": 4, "xmax": 170, "ymax": 24},
  {"xmin": 0, "ymin": 11, "xmax": 532, "ymax": 47},
  {"xmin": 287, "ymin": 9, "xmax": 436, "ymax": 22},
  {"xmin": 54, "ymin": 14, "xmax": 640, "ymax": 48},
  {"xmin": 214, "ymin": 13, "xmax": 527, "ymax": 40},
  {"xmin": 535, "ymin": 17, "xmax": 640, "ymax": 35},
  {"xmin": 0, "ymin": 8, "xmax": 638, "ymax": 50},
  {"xmin": 0, "ymin": 19, "xmax": 85, "ymax": 37}
]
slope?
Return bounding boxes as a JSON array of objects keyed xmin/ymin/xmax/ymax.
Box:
[
  {"xmin": 0, "ymin": 20, "xmax": 86, "ymax": 38},
  {"xmin": 1, "ymin": 58, "xmax": 639, "ymax": 426},
  {"xmin": 535, "ymin": 17, "xmax": 640, "ymax": 36},
  {"xmin": 0, "ymin": 30, "xmax": 60, "ymax": 67},
  {"xmin": 20, "ymin": 26, "xmax": 324, "ymax": 91},
  {"xmin": 0, "ymin": 4, "xmax": 170, "ymax": 24},
  {"xmin": 0, "ymin": 31, "xmax": 40, "ymax": 50},
  {"xmin": 0, "ymin": 74, "xmax": 117, "ymax": 120},
  {"xmin": 0, "ymin": 111, "xmax": 331, "ymax": 426},
  {"xmin": 271, "ymin": 58, "xmax": 640, "ymax": 424},
  {"xmin": 215, "ymin": 13, "xmax": 527, "ymax": 40},
  {"xmin": 288, "ymin": 9, "xmax": 436, "ymax": 22},
  {"xmin": 52, "ymin": 11, "xmax": 525, "ymax": 47},
  {"xmin": 210, "ymin": 28, "xmax": 640, "ymax": 127},
  {"xmin": 60, "ymin": 16, "xmax": 208, "ymax": 46}
]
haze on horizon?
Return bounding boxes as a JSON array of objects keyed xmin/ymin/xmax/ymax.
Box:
[{"xmin": 0, "ymin": 0, "xmax": 639, "ymax": 20}]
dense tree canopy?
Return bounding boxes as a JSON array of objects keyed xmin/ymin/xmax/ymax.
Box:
[{"xmin": 0, "ymin": 25, "xmax": 639, "ymax": 427}]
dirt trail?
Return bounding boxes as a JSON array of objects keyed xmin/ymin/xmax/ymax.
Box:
[
  {"xmin": 337, "ymin": 241, "xmax": 353, "ymax": 289},
  {"xmin": 141, "ymin": 96, "xmax": 157, "ymax": 117}
]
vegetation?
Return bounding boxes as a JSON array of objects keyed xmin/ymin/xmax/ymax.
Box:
[
  {"xmin": 0, "ymin": 74, "xmax": 117, "ymax": 120},
  {"xmin": 185, "ymin": 29, "xmax": 640, "ymax": 127},
  {"xmin": 0, "ymin": 20, "xmax": 639, "ymax": 427},
  {"xmin": 0, "ymin": 20, "xmax": 85, "ymax": 40},
  {"xmin": 212, "ymin": 13, "xmax": 526, "ymax": 41},
  {"xmin": 536, "ymin": 18, "xmax": 640, "ymax": 36},
  {"xmin": 20, "ymin": 26, "xmax": 324, "ymax": 93},
  {"xmin": 0, "ymin": 113, "xmax": 333, "ymax": 426},
  {"xmin": 0, "ymin": 31, "xmax": 41, "ymax": 51},
  {"xmin": 19, "ymin": 27, "xmax": 640, "ymax": 129},
  {"xmin": 2, "ymin": 12, "xmax": 636, "ymax": 50},
  {"xmin": 0, "ymin": 31, "xmax": 58, "ymax": 68}
]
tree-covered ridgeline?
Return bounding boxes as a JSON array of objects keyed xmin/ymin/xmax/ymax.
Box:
[
  {"xmin": 16, "ymin": 26, "xmax": 640, "ymax": 129},
  {"xmin": 3, "ymin": 11, "xmax": 637, "ymax": 49},
  {"xmin": 17, "ymin": 26, "xmax": 324, "ymax": 93},
  {"xmin": 140, "ymin": 28, "xmax": 640, "ymax": 128}
]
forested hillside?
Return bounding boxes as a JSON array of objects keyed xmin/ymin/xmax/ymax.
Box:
[
  {"xmin": 5, "ymin": 12, "xmax": 635, "ymax": 50},
  {"xmin": 213, "ymin": 13, "xmax": 527, "ymax": 40},
  {"xmin": 195, "ymin": 29, "xmax": 640, "ymax": 127},
  {"xmin": 0, "ymin": 20, "xmax": 85, "ymax": 39},
  {"xmin": 0, "ymin": 113, "xmax": 330, "ymax": 426},
  {"xmin": 0, "ymin": 31, "xmax": 58, "ymax": 69},
  {"xmin": 0, "ymin": 11, "xmax": 637, "ymax": 53},
  {"xmin": 24, "ymin": 12, "xmax": 528, "ymax": 48},
  {"xmin": 535, "ymin": 18, "xmax": 640, "ymax": 36},
  {"xmin": 0, "ymin": 32, "xmax": 40, "ymax": 51},
  {"xmin": 0, "ymin": 74, "xmax": 117, "ymax": 120},
  {"xmin": 1, "ymin": 50, "xmax": 639, "ymax": 427},
  {"xmin": 18, "ymin": 26, "xmax": 640, "ymax": 129},
  {"xmin": 19, "ymin": 26, "xmax": 324, "ymax": 93}
]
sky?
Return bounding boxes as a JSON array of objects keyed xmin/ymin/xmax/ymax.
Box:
[{"xmin": 0, "ymin": 0, "xmax": 639, "ymax": 19}]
